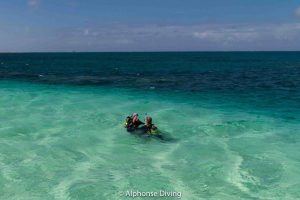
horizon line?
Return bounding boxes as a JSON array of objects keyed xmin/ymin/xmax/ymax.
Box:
[{"xmin": 1, "ymin": 50, "xmax": 300, "ymax": 54}]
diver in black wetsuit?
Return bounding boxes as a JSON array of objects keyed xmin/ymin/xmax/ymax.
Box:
[
  {"xmin": 131, "ymin": 113, "xmax": 144, "ymax": 128},
  {"xmin": 124, "ymin": 116, "xmax": 133, "ymax": 128},
  {"xmin": 124, "ymin": 113, "xmax": 144, "ymax": 132},
  {"xmin": 144, "ymin": 116, "xmax": 157, "ymax": 133}
]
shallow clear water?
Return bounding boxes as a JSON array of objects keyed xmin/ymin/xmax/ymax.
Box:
[{"xmin": 0, "ymin": 52, "xmax": 300, "ymax": 199}]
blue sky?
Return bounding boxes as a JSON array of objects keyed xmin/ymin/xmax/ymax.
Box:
[{"xmin": 0, "ymin": 0, "xmax": 300, "ymax": 52}]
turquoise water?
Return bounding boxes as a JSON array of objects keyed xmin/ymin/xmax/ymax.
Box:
[{"xmin": 0, "ymin": 52, "xmax": 300, "ymax": 199}]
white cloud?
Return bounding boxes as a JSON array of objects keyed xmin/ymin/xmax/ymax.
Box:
[
  {"xmin": 27, "ymin": 0, "xmax": 38, "ymax": 8},
  {"xmin": 193, "ymin": 28, "xmax": 258, "ymax": 42},
  {"xmin": 192, "ymin": 23, "xmax": 300, "ymax": 46},
  {"xmin": 18, "ymin": 22, "xmax": 300, "ymax": 52},
  {"xmin": 74, "ymin": 23, "xmax": 297, "ymax": 41},
  {"xmin": 83, "ymin": 29, "xmax": 89, "ymax": 36},
  {"xmin": 25, "ymin": 26, "xmax": 31, "ymax": 33},
  {"xmin": 295, "ymin": 7, "xmax": 300, "ymax": 17},
  {"xmin": 273, "ymin": 23, "xmax": 300, "ymax": 40}
]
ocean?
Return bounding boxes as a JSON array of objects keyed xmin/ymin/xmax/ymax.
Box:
[{"xmin": 0, "ymin": 52, "xmax": 300, "ymax": 199}]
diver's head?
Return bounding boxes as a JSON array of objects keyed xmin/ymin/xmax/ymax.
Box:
[
  {"xmin": 146, "ymin": 116, "xmax": 152, "ymax": 125},
  {"xmin": 132, "ymin": 113, "xmax": 139, "ymax": 122}
]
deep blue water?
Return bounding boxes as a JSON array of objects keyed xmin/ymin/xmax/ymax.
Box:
[{"xmin": 1, "ymin": 52, "xmax": 300, "ymax": 92}]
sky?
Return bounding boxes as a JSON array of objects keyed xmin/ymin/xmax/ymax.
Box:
[{"xmin": 0, "ymin": 0, "xmax": 300, "ymax": 52}]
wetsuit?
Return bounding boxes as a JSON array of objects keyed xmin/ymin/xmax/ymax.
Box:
[
  {"xmin": 133, "ymin": 120, "xmax": 144, "ymax": 128},
  {"xmin": 144, "ymin": 123, "xmax": 157, "ymax": 133}
]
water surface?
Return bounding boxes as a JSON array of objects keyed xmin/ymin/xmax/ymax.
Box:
[{"xmin": 0, "ymin": 52, "xmax": 300, "ymax": 199}]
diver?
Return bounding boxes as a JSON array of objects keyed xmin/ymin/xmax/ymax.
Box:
[
  {"xmin": 124, "ymin": 116, "xmax": 133, "ymax": 129},
  {"xmin": 131, "ymin": 113, "xmax": 144, "ymax": 128},
  {"xmin": 144, "ymin": 116, "xmax": 157, "ymax": 134},
  {"xmin": 124, "ymin": 113, "xmax": 144, "ymax": 130}
]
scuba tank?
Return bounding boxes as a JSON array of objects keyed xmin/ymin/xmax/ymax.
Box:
[{"xmin": 124, "ymin": 116, "xmax": 132, "ymax": 128}]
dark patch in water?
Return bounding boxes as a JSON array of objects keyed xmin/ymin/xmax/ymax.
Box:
[{"xmin": 0, "ymin": 52, "xmax": 300, "ymax": 93}]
